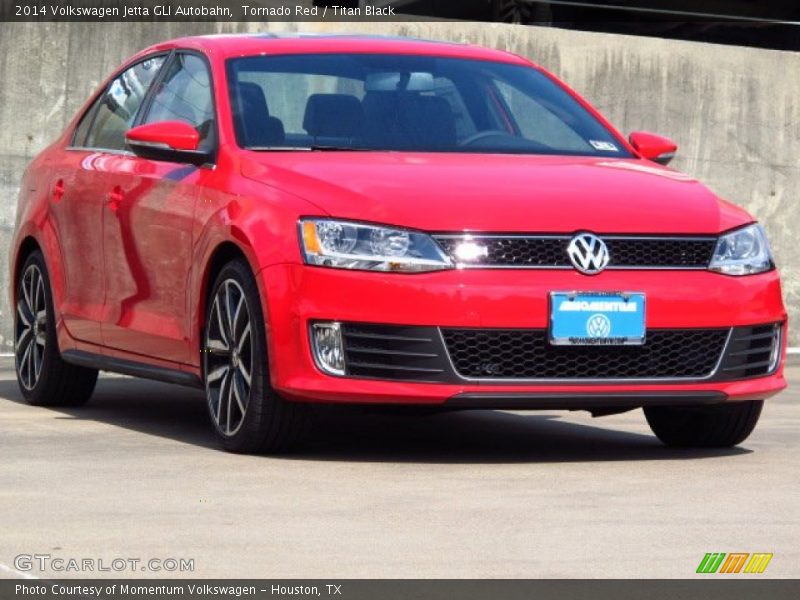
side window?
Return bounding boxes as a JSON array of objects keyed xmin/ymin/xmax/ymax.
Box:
[
  {"xmin": 82, "ymin": 56, "xmax": 166, "ymax": 151},
  {"xmin": 239, "ymin": 72, "xmax": 362, "ymax": 135},
  {"xmin": 72, "ymin": 96, "xmax": 102, "ymax": 147},
  {"xmin": 144, "ymin": 53, "xmax": 215, "ymax": 150}
]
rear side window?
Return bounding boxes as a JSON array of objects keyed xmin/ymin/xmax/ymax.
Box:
[
  {"xmin": 79, "ymin": 56, "xmax": 166, "ymax": 151},
  {"xmin": 72, "ymin": 99, "xmax": 100, "ymax": 147},
  {"xmin": 143, "ymin": 53, "xmax": 215, "ymax": 150}
]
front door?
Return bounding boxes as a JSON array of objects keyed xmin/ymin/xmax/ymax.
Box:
[{"xmin": 100, "ymin": 52, "xmax": 216, "ymax": 365}]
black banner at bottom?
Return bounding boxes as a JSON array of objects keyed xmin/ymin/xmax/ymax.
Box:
[{"xmin": 3, "ymin": 580, "xmax": 799, "ymax": 600}]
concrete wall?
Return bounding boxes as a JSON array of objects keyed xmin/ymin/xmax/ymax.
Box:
[{"xmin": 0, "ymin": 21, "xmax": 797, "ymax": 351}]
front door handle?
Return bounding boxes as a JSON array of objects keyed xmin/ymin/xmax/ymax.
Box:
[
  {"xmin": 52, "ymin": 179, "xmax": 65, "ymax": 203},
  {"xmin": 107, "ymin": 186, "xmax": 124, "ymax": 211}
]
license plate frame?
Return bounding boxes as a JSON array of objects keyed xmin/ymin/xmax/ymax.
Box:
[{"xmin": 549, "ymin": 291, "xmax": 646, "ymax": 346}]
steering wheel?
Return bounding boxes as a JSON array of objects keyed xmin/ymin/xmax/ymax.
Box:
[{"xmin": 458, "ymin": 130, "xmax": 512, "ymax": 147}]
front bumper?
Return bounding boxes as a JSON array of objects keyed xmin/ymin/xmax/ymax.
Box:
[{"xmin": 259, "ymin": 264, "xmax": 788, "ymax": 407}]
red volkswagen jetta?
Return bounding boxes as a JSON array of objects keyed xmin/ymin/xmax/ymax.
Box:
[{"xmin": 10, "ymin": 34, "xmax": 787, "ymax": 453}]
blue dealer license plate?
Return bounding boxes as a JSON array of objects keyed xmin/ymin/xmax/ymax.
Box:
[{"xmin": 550, "ymin": 292, "xmax": 646, "ymax": 346}]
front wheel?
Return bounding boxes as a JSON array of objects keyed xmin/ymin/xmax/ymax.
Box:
[
  {"xmin": 644, "ymin": 401, "xmax": 763, "ymax": 448},
  {"xmin": 203, "ymin": 259, "xmax": 310, "ymax": 453}
]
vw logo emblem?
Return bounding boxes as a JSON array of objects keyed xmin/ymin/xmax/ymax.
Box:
[
  {"xmin": 586, "ymin": 314, "xmax": 612, "ymax": 338},
  {"xmin": 567, "ymin": 232, "xmax": 610, "ymax": 275}
]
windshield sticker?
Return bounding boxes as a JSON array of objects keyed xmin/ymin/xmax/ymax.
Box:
[{"xmin": 589, "ymin": 140, "xmax": 619, "ymax": 152}]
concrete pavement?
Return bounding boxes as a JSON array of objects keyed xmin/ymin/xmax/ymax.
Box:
[{"xmin": 0, "ymin": 358, "xmax": 797, "ymax": 579}]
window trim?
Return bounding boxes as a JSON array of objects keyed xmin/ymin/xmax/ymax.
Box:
[
  {"xmin": 137, "ymin": 49, "xmax": 220, "ymax": 166},
  {"xmin": 68, "ymin": 50, "xmax": 173, "ymax": 152}
]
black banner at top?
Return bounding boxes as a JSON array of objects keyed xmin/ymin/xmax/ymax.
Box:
[{"xmin": 2, "ymin": 0, "xmax": 800, "ymax": 23}]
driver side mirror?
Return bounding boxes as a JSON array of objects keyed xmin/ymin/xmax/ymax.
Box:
[
  {"xmin": 126, "ymin": 121, "xmax": 211, "ymax": 166},
  {"xmin": 628, "ymin": 131, "xmax": 677, "ymax": 166}
]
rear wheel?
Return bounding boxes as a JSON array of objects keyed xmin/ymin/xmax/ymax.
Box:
[
  {"xmin": 644, "ymin": 401, "xmax": 763, "ymax": 448},
  {"xmin": 203, "ymin": 259, "xmax": 309, "ymax": 453},
  {"xmin": 14, "ymin": 251, "xmax": 98, "ymax": 406}
]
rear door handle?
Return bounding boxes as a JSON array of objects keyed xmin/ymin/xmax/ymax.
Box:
[{"xmin": 107, "ymin": 186, "xmax": 124, "ymax": 211}]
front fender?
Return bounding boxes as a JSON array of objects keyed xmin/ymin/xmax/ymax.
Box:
[{"xmin": 187, "ymin": 176, "xmax": 326, "ymax": 367}]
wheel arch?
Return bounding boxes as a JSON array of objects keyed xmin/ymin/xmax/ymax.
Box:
[
  {"xmin": 201, "ymin": 242, "xmax": 250, "ymax": 307},
  {"xmin": 11, "ymin": 236, "xmax": 43, "ymax": 306},
  {"xmin": 196, "ymin": 241, "xmax": 265, "ymax": 362}
]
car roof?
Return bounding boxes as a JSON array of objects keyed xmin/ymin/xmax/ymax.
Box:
[{"xmin": 135, "ymin": 33, "xmax": 534, "ymax": 66}]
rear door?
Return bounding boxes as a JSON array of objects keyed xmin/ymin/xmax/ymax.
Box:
[
  {"xmin": 100, "ymin": 52, "xmax": 216, "ymax": 364},
  {"xmin": 52, "ymin": 55, "xmax": 166, "ymax": 345}
]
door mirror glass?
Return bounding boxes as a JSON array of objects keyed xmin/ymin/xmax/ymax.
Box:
[
  {"xmin": 628, "ymin": 131, "xmax": 678, "ymax": 165},
  {"xmin": 126, "ymin": 121, "xmax": 210, "ymax": 165}
]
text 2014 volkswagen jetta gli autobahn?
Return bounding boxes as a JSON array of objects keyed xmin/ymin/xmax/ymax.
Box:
[{"xmin": 10, "ymin": 34, "xmax": 787, "ymax": 453}]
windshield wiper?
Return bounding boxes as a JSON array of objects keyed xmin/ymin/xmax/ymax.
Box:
[
  {"xmin": 308, "ymin": 144, "xmax": 362, "ymax": 151},
  {"xmin": 247, "ymin": 145, "xmax": 365, "ymax": 152}
]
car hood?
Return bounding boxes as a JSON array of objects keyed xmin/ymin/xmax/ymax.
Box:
[{"xmin": 240, "ymin": 152, "xmax": 751, "ymax": 234}]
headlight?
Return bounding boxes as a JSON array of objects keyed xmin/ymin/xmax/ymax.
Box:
[
  {"xmin": 709, "ymin": 224, "xmax": 774, "ymax": 276},
  {"xmin": 299, "ymin": 218, "xmax": 453, "ymax": 273}
]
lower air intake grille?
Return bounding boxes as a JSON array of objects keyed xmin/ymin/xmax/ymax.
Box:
[
  {"xmin": 341, "ymin": 323, "xmax": 452, "ymax": 382},
  {"xmin": 335, "ymin": 323, "xmax": 781, "ymax": 382},
  {"xmin": 716, "ymin": 323, "xmax": 782, "ymax": 379},
  {"xmin": 441, "ymin": 328, "xmax": 730, "ymax": 379}
]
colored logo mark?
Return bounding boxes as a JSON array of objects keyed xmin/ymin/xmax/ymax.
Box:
[{"xmin": 696, "ymin": 552, "xmax": 773, "ymax": 574}]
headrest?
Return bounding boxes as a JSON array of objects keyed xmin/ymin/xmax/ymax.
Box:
[
  {"xmin": 303, "ymin": 94, "xmax": 364, "ymax": 138},
  {"xmin": 233, "ymin": 81, "xmax": 284, "ymax": 147},
  {"xmin": 236, "ymin": 82, "xmax": 271, "ymax": 117},
  {"xmin": 400, "ymin": 95, "xmax": 456, "ymax": 148}
]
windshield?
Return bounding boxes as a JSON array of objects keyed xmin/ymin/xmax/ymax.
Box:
[{"xmin": 227, "ymin": 53, "xmax": 632, "ymax": 157}]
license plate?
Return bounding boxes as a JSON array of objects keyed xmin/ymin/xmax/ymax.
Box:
[{"xmin": 550, "ymin": 292, "xmax": 646, "ymax": 346}]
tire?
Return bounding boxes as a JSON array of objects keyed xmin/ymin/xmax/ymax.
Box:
[
  {"xmin": 14, "ymin": 251, "xmax": 98, "ymax": 406},
  {"xmin": 644, "ymin": 401, "xmax": 763, "ymax": 448},
  {"xmin": 203, "ymin": 258, "xmax": 310, "ymax": 453}
]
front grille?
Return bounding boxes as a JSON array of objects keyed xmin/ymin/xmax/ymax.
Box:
[
  {"xmin": 337, "ymin": 323, "xmax": 781, "ymax": 383},
  {"xmin": 434, "ymin": 235, "xmax": 717, "ymax": 269},
  {"xmin": 441, "ymin": 328, "xmax": 729, "ymax": 379}
]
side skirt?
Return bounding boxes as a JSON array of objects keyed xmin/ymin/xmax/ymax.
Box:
[{"xmin": 62, "ymin": 350, "xmax": 203, "ymax": 389}]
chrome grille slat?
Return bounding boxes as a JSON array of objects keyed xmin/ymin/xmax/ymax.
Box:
[
  {"xmin": 344, "ymin": 331, "xmax": 433, "ymax": 343},
  {"xmin": 728, "ymin": 347, "xmax": 772, "ymax": 357},
  {"xmin": 346, "ymin": 361, "xmax": 445, "ymax": 373},
  {"xmin": 730, "ymin": 331, "xmax": 775, "ymax": 342},
  {"xmin": 722, "ymin": 359, "xmax": 774, "ymax": 372},
  {"xmin": 346, "ymin": 347, "xmax": 440, "ymax": 359}
]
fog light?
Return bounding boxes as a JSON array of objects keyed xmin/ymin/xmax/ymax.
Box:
[
  {"xmin": 769, "ymin": 324, "xmax": 783, "ymax": 372},
  {"xmin": 311, "ymin": 322, "xmax": 346, "ymax": 376}
]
